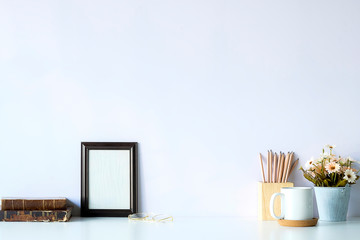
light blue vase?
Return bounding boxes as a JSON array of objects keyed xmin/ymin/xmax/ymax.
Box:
[{"xmin": 314, "ymin": 186, "xmax": 351, "ymax": 222}]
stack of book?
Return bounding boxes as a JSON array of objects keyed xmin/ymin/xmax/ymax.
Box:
[{"xmin": 0, "ymin": 197, "xmax": 72, "ymax": 222}]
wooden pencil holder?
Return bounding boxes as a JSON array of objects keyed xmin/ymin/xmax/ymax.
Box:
[{"xmin": 258, "ymin": 182, "xmax": 294, "ymax": 221}]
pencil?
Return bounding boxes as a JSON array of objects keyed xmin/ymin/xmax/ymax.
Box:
[
  {"xmin": 277, "ymin": 152, "xmax": 282, "ymax": 182},
  {"xmin": 286, "ymin": 158, "xmax": 299, "ymax": 182},
  {"xmin": 285, "ymin": 152, "xmax": 294, "ymax": 182},
  {"xmin": 276, "ymin": 152, "xmax": 281, "ymax": 182},
  {"xmin": 259, "ymin": 153, "xmax": 266, "ymax": 183},
  {"xmin": 273, "ymin": 153, "xmax": 277, "ymax": 183},
  {"xmin": 281, "ymin": 152, "xmax": 290, "ymax": 183},
  {"xmin": 284, "ymin": 152, "xmax": 294, "ymax": 181},
  {"xmin": 267, "ymin": 151, "xmax": 270, "ymax": 183},
  {"xmin": 278, "ymin": 152, "xmax": 283, "ymax": 183},
  {"xmin": 269, "ymin": 150, "xmax": 273, "ymax": 183}
]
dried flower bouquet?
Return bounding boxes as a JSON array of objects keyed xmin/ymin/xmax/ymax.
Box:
[{"xmin": 300, "ymin": 145, "xmax": 359, "ymax": 187}]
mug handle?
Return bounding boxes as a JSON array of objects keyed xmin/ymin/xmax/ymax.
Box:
[{"xmin": 270, "ymin": 192, "xmax": 285, "ymax": 220}]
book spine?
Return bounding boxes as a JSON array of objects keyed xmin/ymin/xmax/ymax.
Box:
[
  {"xmin": 1, "ymin": 199, "xmax": 67, "ymax": 211},
  {"xmin": 0, "ymin": 207, "xmax": 72, "ymax": 222}
]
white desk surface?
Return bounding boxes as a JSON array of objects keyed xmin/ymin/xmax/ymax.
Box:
[{"xmin": 0, "ymin": 217, "xmax": 359, "ymax": 240}]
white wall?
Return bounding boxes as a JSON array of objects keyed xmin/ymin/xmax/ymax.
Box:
[{"xmin": 1, "ymin": 0, "xmax": 360, "ymax": 217}]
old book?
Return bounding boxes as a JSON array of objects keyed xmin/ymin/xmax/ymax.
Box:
[
  {"xmin": 1, "ymin": 198, "xmax": 67, "ymax": 211},
  {"xmin": 0, "ymin": 206, "xmax": 73, "ymax": 222}
]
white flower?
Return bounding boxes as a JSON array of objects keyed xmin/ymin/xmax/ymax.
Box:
[
  {"xmin": 305, "ymin": 157, "xmax": 315, "ymax": 170},
  {"xmin": 345, "ymin": 156, "xmax": 360, "ymax": 164},
  {"xmin": 324, "ymin": 144, "xmax": 336, "ymax": 149},
  {"xmin": 321, "ymin": 152, "xmax": 330, "ymax": 159},
  {"xmin": 344, "ymin": 169, "xmax": 356, "ymax": 183},
  {"xmin": 325, "ymin": 162, "xmax": 340, "ymax": 173}
]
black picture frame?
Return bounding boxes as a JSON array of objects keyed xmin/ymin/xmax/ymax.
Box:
[{"xmin": 81, "ymin": 142, "xmax": 138, "ymax": 217}]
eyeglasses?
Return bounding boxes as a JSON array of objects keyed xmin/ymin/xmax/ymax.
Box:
[{"xmin": 128, "ymin": 213, "xmax": 173, "ymax": 223}]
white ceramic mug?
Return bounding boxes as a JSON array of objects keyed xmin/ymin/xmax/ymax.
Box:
[{"xmin": 270, "ymin": 187, "xmax": 313, "ymax": 220}]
